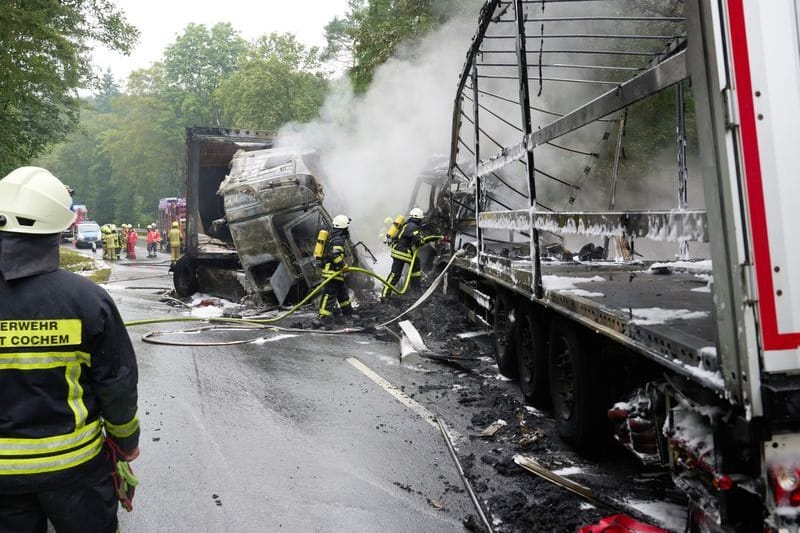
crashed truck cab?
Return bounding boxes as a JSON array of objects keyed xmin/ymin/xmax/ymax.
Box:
[{"xmin": 175, "ymin": 127, "xmax": 337, "ymax": 307}]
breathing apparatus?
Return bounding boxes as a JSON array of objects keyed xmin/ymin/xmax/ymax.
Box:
[
  {"xmin": 313, "ymin": 229, "xmax": 329, "ymax": 260},
  {"xmin": 384, "ymin": 215, "xmax": 405, "ymax": 243}
]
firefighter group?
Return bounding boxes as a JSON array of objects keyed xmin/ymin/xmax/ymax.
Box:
[
  {"xmin": 312, "ymin": 207, "xmax": 439, "ymax": 328},
  {"xmin": 97, "ymin": 222, "xmax": 182, "ymax": 266}
]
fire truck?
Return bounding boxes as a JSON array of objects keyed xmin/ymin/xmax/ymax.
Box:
[
  {"xmin": 432, "ymin": 1, "xmax": 800, "ymax": 531},
  {"xmin": 157, "ymin": 197, "xmax": 186, "ymax": 251}
]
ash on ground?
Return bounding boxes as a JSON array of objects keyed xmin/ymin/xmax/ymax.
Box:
[{"xmin": 352, "ymin": 273, "xmax": 684, "ymax": 533}]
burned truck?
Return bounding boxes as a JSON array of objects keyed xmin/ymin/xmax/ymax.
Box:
[
  {"xmin": 174, "ymin": 127, "xmax": 350, "ymax": 306},
  {"xmin": 432, "ymin": 1, "xmax": 800, "ymax": 532}
]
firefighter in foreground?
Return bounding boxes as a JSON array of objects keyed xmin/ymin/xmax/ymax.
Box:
[
  {"xmin": 0, "ymin": 167, "xmax": 140, "ymax": 532},
  {"xmin": 168, "ymin": 220, "xmax": 182, "ymax": 269},
  {"xmin": 313, "ymin": 214, "xmax": 354, "ymax": 328},
  {"xmin": 382, "ymin": 207, "xmax": 428, "ymax": 301}
]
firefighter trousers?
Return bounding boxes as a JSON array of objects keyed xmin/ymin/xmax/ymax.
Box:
[
  {"xmin": 0, "ymin": 455, "xmax": 118, "ymax": 533},
  {"xmin": 382, "ymin": 256, "xmax": 421, "ymax": 298},
  {"xmin": 319, "ymin": 278, "xmax": 352, "ymax": 319}
]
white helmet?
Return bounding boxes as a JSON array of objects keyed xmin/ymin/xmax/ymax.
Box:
[
  {"xmin": 0, "ymin": 167, "xmax": 76, "ymax": 235},
  {"xmin": 332, "ymin": 214, "xmax": 350, "ymax": 229},
  {"xmin": 409, "ymin": 207, "xmax": 424, "ymax": 220}
]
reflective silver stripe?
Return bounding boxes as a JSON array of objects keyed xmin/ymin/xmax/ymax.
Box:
[
  {"xmin": 0, "ymin": 435, "xmax": 103, "ymax": 475},
  {"xmin": 0, "ymin": 420, "xmax": 102, "ymax": 454},
  {"xmin": 0, "ymin": 351, "xmax": 91, "ymax": 369},
  {"xmin": 65, "ymin": 363, "xmax": 88, "ymax": 430}
]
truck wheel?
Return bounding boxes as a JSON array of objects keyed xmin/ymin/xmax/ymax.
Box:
[
  {"xmin": 173, "ymin": 257, "xmax": 199, "ymax": 296},
  {"xmin": 547, "ymin": 319, "xmax": 608, "ymax": 451},
  {"xmin": 517, "ymin": 306, "xmax": 549, "ymax": 407},
  {"xmin": 493, "ymin": 291, "xmax": 518, "ymax": 378}
]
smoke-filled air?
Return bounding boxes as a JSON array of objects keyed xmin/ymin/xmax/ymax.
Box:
[{"xmin": 276, "ymin": 11, "xmax": 479, "ymax": 254}]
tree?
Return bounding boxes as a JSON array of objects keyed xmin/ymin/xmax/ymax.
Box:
[
  {"xmin": 95, "ymin": 69, "xmax": 121, "ymax": 113},
  {"xmin": 0, "ymin": 0, "xmax": 138, "ymax": 174},
  {"xmin": 322, "ymin": 0, "xmax": 438, "ymax": 92},
  {"xmin": 161, "ymin": 23, "xmax": 247, "ymax": 126},
  {"xmin": 216, "ymin": 33, "xmax": 328, "ymax": 131}
]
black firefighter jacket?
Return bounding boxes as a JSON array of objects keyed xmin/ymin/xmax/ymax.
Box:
[{"xmin": 0, "ymin": 233, "xmax": 139, "ymax": 493}]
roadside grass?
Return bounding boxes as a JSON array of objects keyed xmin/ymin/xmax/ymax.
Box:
[{"xmin": 59, "ymin": 247, "xmax": 110, "ymax": 283}]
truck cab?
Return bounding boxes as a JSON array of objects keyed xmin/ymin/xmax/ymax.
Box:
[{"xmin": 176, "ymin": 127, "xmax": 362, "ymax": 307}]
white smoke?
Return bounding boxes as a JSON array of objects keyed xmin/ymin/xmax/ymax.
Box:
[{"xmin": 277, "ymin": 13, "xmax": 480, "ymax": 254}]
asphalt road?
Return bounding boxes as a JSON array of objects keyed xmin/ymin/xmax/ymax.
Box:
[
  {"xmin": 93, "ymin": 251, "xmax": 477, "ymax": 532},
  {"xmin": 64, "ymin": 242, "xmax": 688, "ymax": 533}
]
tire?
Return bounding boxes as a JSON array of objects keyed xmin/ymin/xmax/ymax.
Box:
[
  {"xmin": 547, "ymin": 319, "xmax": 609, "ymax": 451},
  {"xmin": 516, "ymin": 306, "xmax": 549, "ymax": 407},
  {"xmin": 173, "ymin": 256, "xmax": 199, "ymax": 297},
  {"xmin": 493, "ymin": 290, "xmax": 518, "ymax": 378}
]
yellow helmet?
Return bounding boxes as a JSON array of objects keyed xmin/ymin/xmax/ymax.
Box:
[
  {"xmin": 172, "ymin": 221, "xmax": 179, "ymax": 228},
  {"xmin": 0, "ymin": 167, "xmax": 76, "ymax": 234}
]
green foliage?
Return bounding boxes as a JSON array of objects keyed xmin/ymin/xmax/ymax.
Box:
[
  {"xmin": 324, "ymin": 0, "xmax": 438, "ymax": 92},
  {"xmin": 28, "ymin": 1, "xmax": 464, "ymax": 227},
  {"xmin": 161, "ymin": 23, "xmax": 247, "ymax": 125},
  {"xmin": 216, "ymin": 34, "xmax": 328, "ymax": 130},
  {"xmin": 0, "ymin": 0, "xmax": 137, "ymax": 175}
]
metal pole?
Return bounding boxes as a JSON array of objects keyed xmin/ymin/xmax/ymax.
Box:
[
  {"xmin": 603, "ymin": 112, "xmax": 627, "ymax": 259},
  {"xmin": 435, "ymin": 417, "xmax": 494, "ymax": 533},
  {"xmin": 472, "ymin": 65, "xmax": 483, "ymax": 255},
  {"xmin": 676, "ymin": 81, "xmax": 689, "ymax": 259},
  {"xmin": 514, "ymin": 0, "xmax": 543, "ymax": 298}
]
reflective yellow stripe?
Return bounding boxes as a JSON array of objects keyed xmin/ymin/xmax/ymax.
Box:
[
  {"xmin": 0, "ymin": 435, "xmax": 103, "ymax": 475},
  {"xmin": 319, "ymin": 295, "xmax": 331, "ymax": 316},
  {"xmin": 0, "ymin": 319, "xmax": 81, "ymax": 347},
  {"xmin": 390, "ymin": 249, "xmax": 413, "ymax": 262},
  {"xmin": 0, "ymin": 351, "xmax": 91, "ymax": 370},
  {"xmin": 105, "ymin": 414, "xmax": 139, "ymax": 439},
  {"xmin": 321, "ymin": 265, "xmax": 345, "ymax": 280},
  {"xmin": 65, "ymin": 363, "xmax": 88, "ymax": 430},
  {"xmin": 0, "ymin": 420, "xmax": 101, "ymax": 455}
]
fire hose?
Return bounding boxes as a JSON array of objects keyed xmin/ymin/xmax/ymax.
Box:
[{"xmin": 126, "ymin": 242, "xmax": 463, "ymax": 346}]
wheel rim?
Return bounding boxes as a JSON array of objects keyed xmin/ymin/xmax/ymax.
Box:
[{"xmin": 552, "ymin": 333, "xmax": 575, "ymax": 420}]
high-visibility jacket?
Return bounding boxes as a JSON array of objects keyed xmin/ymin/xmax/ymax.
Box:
[
  {"xmin": 389, "ymin": 218, "xmax": 423, "ymax": 264},
  {"xmin": 168, "ymin": 227, "xmax": 182, "ymax": 248},
  {"xmin": 146, "ymin": 229, "xmax": 160, "ymax": 245},
  {"xmin": 321, "ymin": 229, "xmax": 348, "ymax": 281},
  {"xmin": 0, "ymin": 266, "xmax": 139, "ymax": 493}
]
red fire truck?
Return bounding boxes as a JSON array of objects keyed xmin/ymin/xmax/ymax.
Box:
[{"xmin": 157, "ymin": 197, "xmax": 186, "ymax": 251}]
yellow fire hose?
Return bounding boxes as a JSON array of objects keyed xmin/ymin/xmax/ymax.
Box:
[{"xmin": 127, "ymin": 240, "xmax": 460, "ymax": 346}]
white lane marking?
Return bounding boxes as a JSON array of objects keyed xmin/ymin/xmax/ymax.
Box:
[{"xmin": 346, "ymin": 357, "xmax": 437, "ymax": 428}]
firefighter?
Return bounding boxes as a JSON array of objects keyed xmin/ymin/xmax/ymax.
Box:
[
  {"xmin": 168, "ymin": 220, "xmax": 182, "ymax": 268},
  {"xmin": 120, "ymin": 225, "xmax": 128, "ymax": 258},
  {"xmin": 146, "ymin": 224, "xmax": 160, "ymax": 258},
  {"xmin": 314, "ymin": 214, "xmax": 353, "ymax": 328},
  {"xmin": 126, "ymin": 224, "xmax": 138, "ymax": 260},
  {"xmin": 110, "ymin": 224, "xmax": 121, "ymax": 260},
  {"xmin": 382, "ymin": 207, "xmax": 427, "ymax": 300},
  {"xmin": 0, "ymin": 167, "xmax": 140, "ymax": 532},
  {"xmin": 101, "ymin": 225, "xmax": 112, "ymax": 260}
]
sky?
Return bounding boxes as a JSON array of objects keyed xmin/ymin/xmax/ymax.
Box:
[{"xmin": 92, "ymin": 0, "xmax": 351, "ymax": 83}]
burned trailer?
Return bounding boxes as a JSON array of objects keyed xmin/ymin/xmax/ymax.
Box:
[
  {"xmin": 436, "ymin": 1, "xmax": 800, "ymax": 532},
  {"xmin": 175, "ymin": 127, "xmax": 348, "ymax": 307}
]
